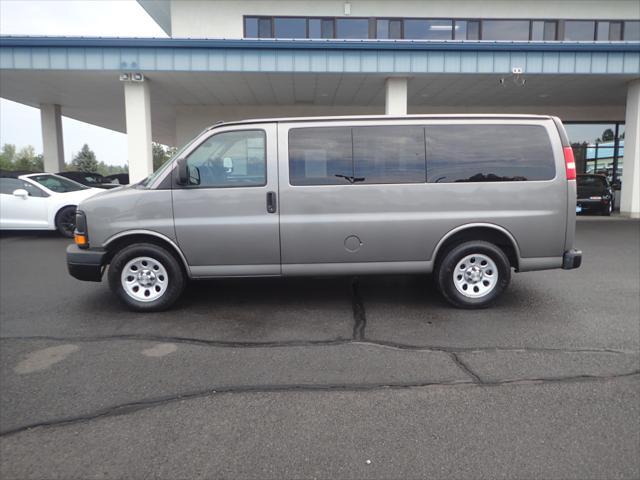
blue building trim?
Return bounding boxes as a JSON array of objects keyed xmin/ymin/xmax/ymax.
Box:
[
  {"xmin": 2, "ymin": 36, "xmax": 639, "ymax": 52},
  {"xmin": 1, "ymin": 36, "xmax": 638, "ymax": 74}
]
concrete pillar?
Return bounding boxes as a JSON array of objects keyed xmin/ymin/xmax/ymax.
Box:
[
  {"xmin": 40, "ymin": 104, "xmax": 65, "ymax": 172},
  {"xmin": 124, "ymin": 79, "xmax": 153, "ymax": 183},
  {"xmin": 385, "ymin": 77, "xmax": 408, "ymax": 115},
  {"xmin": 620, "ymin": 79, "xmax": 640, "ymax": 218}
]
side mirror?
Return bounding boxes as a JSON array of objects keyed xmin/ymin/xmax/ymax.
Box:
[
  {"xmin": 176, "ymin": 158, "xmax": 188, "ymax": 185},
  {"xmin": 13, "ymin": 189, "xmax": 29, "ymax": 199}
]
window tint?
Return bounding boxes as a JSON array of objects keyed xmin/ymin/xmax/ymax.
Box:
[
  {"xmin": 289, "ymin": 127, "xmax": 352, "ymax": 185},
  {"xmin": 577, "ymin": 175, "xmax": 607, "ymax": 187},
  {"xmin": 404, "ymin": 19, "xmax": 453, "ymax": 40},
  {"xmin": 274, "ymin": 18, "xmax": 306, "ymax": 38},
  {"xmin": 245, "ymin": 17, "xmax": 258, "ymax": 38},
  {"xmin": 353, "ymin": 126, "xmax": 426, "ymax": 184},
  {"xmin": 482, "ymin": 20, "xmax": 530, "ymax": 40},
  {"xmin": 426, "ymin": 125, "xmax": 556, "ymax": 183},
  {"xmin": 258, "ymin": 18, "xmax": 272, "ymax": 38},
  {"xmin": 0, "ymin": 178, "xmax": 23, "ymax": 195},
  {"xmin": 564, "ymin": 21, "xmax": 595, "ymax": 40},
  {"xmin": 184, "ymin": 130, "xmax": 266, "ymax": 188},
  {"xmin": 532, "ymin": 21, "xmax": 557, "ymax": 40},
  {"xmin": 31, "ymin": 174, "xmax": 87, "ymax": 192},
  {"xmin": 377, "ymin": 19, "xmax": 402, "ymax": 39},
  {"xmin": 335, "ymin": 18, "xmax": 369, "ymax": 38},
  {"xmin": 625, "ymin": 21, "xmax": 640, "ymax": 41}
]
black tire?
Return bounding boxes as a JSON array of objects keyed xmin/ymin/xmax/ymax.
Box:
[
  {"xmin": 602, "ymin": 202, "xmax": 612, "ymax": 216},
  {"xmin": 55, "ymin": 206, "xmax": 76, "ymax": 238},
  {"xmin": 107, "ymin": 243, "xmax": 186, "ymax": 312},
  {"xmin": 436, "ymin": 240, "xmax": 511, "ymax": 309}
]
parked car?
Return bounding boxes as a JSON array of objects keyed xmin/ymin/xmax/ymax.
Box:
[
  {"xmin": 576, "ymin": 174, "xmax": 614, "ymax": 216},
  {"xmin": 57, "ymin": 171, "xmax": 120, "ymax": 189},
  {"xmin": 67, "ymin": 114, "xmax": 582, "ymax": 311},
  {"xmin": 104, "ymin": 173, "xmax": 129, "ymax": 185},
  {"xmin": 0, "ymin": 172, "xmax": 102, "ymax": 237}
]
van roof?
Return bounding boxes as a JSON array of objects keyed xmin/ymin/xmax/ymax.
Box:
[{"xmin": 207, "ymin": 114, "xmax": 554, "ymax": 130}]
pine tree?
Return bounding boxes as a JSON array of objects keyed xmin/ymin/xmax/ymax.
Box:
[{"xmin": 72, "ymin": 144, "xmax": 98, "ymax": 173}]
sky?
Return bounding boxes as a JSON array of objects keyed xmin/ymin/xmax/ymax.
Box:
[{"xmin": 0, "ymin": 0, "xmax": 167, "ymax": 166}]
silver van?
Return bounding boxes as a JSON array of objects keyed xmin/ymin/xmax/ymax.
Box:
[{"xmin": 67, "ymin": 115, "xmax": 582, "ymax": 311}]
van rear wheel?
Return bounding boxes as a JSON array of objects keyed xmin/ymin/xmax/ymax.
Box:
[
  {"xmin": 436, "ymin": 241, "xmax": 511, "ymax": 309},
  {"xmin": 108, "ymin": 243, "xmax": 185, "ymax": 312}
]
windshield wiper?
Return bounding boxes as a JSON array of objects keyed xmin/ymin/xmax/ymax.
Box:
[{"xmin": 335, "ymin": 174, "xmax": 365, "ymax": 184}]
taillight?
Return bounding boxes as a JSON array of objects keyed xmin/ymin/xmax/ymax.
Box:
[{"xmin": 564, "ymin": 146, "xmax": 576, "ymax": 180}]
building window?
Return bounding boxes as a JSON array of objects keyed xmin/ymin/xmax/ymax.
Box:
[
  {"xmin": 244, "ymin": 15, "xmax": 637, "ymax": 42},
  {"xmin": 624, "ymin": 21, "xmax": 640, "ymax": 41},
  {"xmin": 274, "ymin": 18, "xmax": 307, "ymax": 38},
  {"xmin": 532, "ymin": 20, "xmax": 557, "ymax": 41},
  {"xmin": 564, "ymin": 20, "xmax": 596, "ymax": 41},
  {"xmin": 335, "ymin": 18, "xmax": 369, "ymax": 39},
  {"xmin": 376, "ymin": 19, "xmax": 402, "ymax": 39},
  {"xmin": 309, "ymin": 18, "xmax": 334, "ymax": 38},
  {"xmin": 481, "ymin": 20, "xmax": 530, "ymax": 41},
  {"xmin": 404, "ymin": 19, "xmax": 453, "ymax": 40}
]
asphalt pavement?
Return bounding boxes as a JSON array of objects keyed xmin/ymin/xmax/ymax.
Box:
[{"xmin": 0, "ymin": 218, "xmax": 638, "ymax": 479}]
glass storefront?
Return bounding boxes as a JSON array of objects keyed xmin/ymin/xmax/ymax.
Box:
[{"xmin": 565, "ymin": 122, "xmax": 625, "ymax": 208}]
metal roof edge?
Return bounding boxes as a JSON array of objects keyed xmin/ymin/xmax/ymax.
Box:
[
  {"xmin": 206, "ymin": 114, "xmax": 555, "ymax": 130},
  {"xmin": 1, "ymin": 36, "xmax": 639, "ymax": 52}
]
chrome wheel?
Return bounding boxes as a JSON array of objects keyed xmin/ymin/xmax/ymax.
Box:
[
  {"xmin": 453, "ymin": 253, "xmax": 498, "ymax": 299},
  {"xmin": 120, "ymin": 256, "xmax": 168, "ymax": 302}
]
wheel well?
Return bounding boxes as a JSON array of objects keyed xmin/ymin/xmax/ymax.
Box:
[
  {"xmin": 104, "ymin": 234, "xmax": 188, "ymax": 275},
  {"xmin": 434, "ymin": 227, "xmax": 519, "ymax": 270},
  {"xmin": 54, "ymin": 205, "xmax": 76, "ymax": 223}
]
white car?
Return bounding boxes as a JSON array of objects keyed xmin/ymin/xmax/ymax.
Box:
[{"xmin": 0, "ymin": 172, "xmax": 103, "ymax": 237}]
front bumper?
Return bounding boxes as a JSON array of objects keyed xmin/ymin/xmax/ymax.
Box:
[
  {"xmin": 66, "ymin": 244, "xmax": 107, "ymax": 282},
  {"xmin": 562, "ymin": 249, "xmax": 582, "ymax": 270}
]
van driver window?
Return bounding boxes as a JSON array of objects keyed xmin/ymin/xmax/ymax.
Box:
[{"xmin": 184, "ymin": 130, "xmax": 266, "ymax": 188}]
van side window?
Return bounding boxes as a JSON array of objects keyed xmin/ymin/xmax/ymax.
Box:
[
  {"xmin": 426, "ymin": 125, "xmax": 556, "ymax": 183},
  {"xmin": 289, "ymin": 126, "xmax": 426, "ymax": 185},
  {"xmin": 353, "ymin": 126, "xmax": 426, "ymax": 184},
  {"xmin": 289, "ymin": 127, "xmax": 352, "ymax": 185},
  {"xmin": 184, "ymin": 130, "xmax": 266, "ymax": 188}
]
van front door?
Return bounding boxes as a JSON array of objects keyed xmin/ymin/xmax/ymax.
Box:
[{"xmin": 172, "ymin": 124, "xmax": 280, "ymax": 276}]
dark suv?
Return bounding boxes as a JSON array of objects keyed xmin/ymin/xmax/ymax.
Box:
[{"xmin": 577, "ymin": 174, "xmax": 614, "ymax": 216}]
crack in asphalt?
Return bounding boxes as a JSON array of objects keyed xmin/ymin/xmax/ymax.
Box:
[
  {"xmin": 351, "ymin": 277, "xmax": 366, "ymax": 341},
  {"xmin": 1, "ymin": 371, "xmax": 637, "ymax": 439},
  {"xmin": 448, "ymin": 352, "xmax": 484, "ymax": 383},
  {"xmin": 1, "ymin": 335, "xmax": 636, "ymax": 356},
  {"xmin": 2, "ymin": 276, "xmax": 638, "ymax": 440}
]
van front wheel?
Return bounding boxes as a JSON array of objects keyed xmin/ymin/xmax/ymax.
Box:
[
  {"xmin": 436, "ymin": 241, "xmax": 511, "ymax": 309},
  {"xmin": 108, "ymin": 243, "xmax": 185, "ymax": 312}
]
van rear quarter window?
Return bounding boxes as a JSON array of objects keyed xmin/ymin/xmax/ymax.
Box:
[{"xmin": 426, "ymin": 124, "xmax": 556, "ymax": 183}]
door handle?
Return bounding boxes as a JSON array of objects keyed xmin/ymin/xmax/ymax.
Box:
[{"xmin": 266, "ymin": 191, "xmax": 277, "ymax": 214}]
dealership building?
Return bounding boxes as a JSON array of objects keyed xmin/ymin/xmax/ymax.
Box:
[{"xmin": 0, "ymin": 0, "xmax": 639, "ymax": 215}]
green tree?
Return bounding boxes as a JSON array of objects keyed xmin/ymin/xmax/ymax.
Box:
[
  {"xmin": 0, "ymin": 144, "xmax": 17, "ymax": 170},
  {"xmin": 14, "ymin": 145, "xmax": 38, "ymax": 171},
  {"xmin": 71, "ymin": 144, "xmax": 98, "ymax": 173},
  {"xmin": 152, "ymin": 142, "xmax": 169, "ymax": 171}
]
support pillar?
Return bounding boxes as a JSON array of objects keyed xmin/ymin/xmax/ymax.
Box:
[
  {"xmin": 40, "ymin": 104, "xmax": 64, "ymax": 172},
  {"xmin": 385, "ymin": 77, "xmax": 408, "ymax": 115},
  {"xmin": 124, "ymin": 78, "xmax": 153, "ymax": 183},
  {"xmin": 620, "ymin": 79, "xmax": 640, "ymax": 218}
]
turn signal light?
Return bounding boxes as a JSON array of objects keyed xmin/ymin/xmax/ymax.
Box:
[
  {"xmin": 74, "ymin": 233, "xmax": 88, "ymax": 247},
  {"xmin": 563, "ymin": 146, "xmax": 576, "ymax": 180}
]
